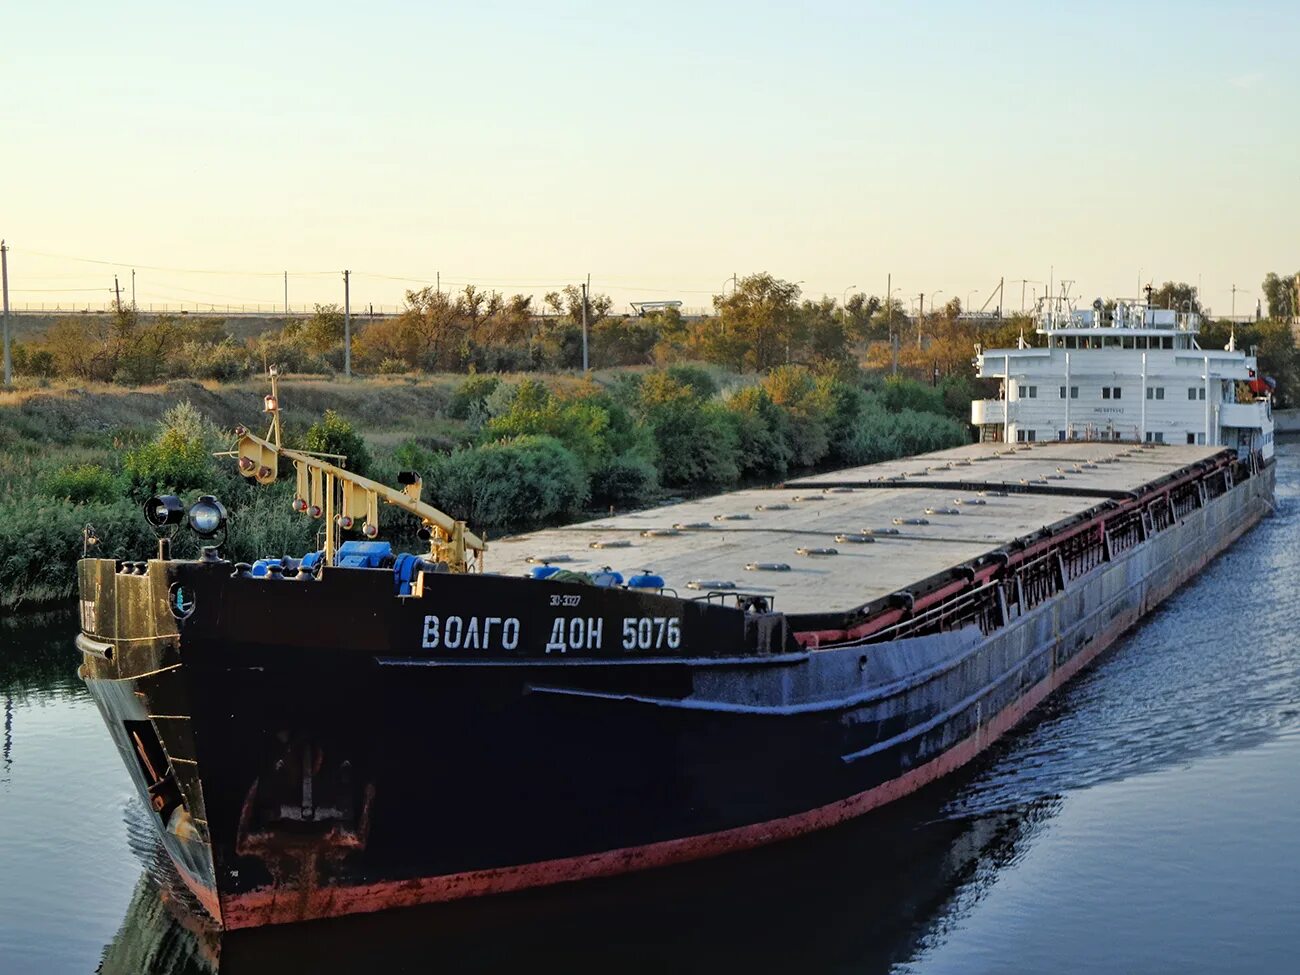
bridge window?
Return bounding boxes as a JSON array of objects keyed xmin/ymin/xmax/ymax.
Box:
[
  {"xmin": 1188, "ymin": 387, "xmax": 1205, "ymax": 400},
  {"xmin": 1145, "ymin": 432, "xmax": 1165, "ymax": 443},
  {"xmin": 1102, "ymin": 386, "xmax": 1122, "ymax": 399},
  {"xmin": 1146, "ymin": 387, "xmax": 1165, "ymax": 400}
]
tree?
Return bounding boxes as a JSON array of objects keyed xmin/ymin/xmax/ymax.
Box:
[
  {"xmin": 845, "ymin": 293, "xmax": 883, "ymax": 340},
  {"xmin": 389, "ymin": 287, "xmax": 464, "ymax": 371},
  {"xmin": 1261, "ymin": 272, "xmax": 1300, "ymax": 320},
  {"xmin": 710, "ymin": 273, "xmax": 803, "ymax": 372},
  {"xmin": 1149, "ymin": 281, "xmax": 1201, "ymax": 314},
  {"xmin": 801, "ymin": 296, "xmax": 851, "ymax": 365},
  {"xmin": 297, "ymin": 304, "xmax": 346, "ymax": 355},
  {"xmin": 560, "ymin": 284, "xmax": 612, "ymax": 328},
  {"xmin": 44, "ymin": 316, "xmax": 113, "ymax": 380}
]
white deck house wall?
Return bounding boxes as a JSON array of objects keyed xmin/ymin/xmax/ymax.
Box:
[{"xmin": 971, "ymin": 305, "xmax": 1273, "ymax": 459}]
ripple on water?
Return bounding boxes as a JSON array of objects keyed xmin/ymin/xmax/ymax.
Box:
[{"xmin": 945, "ymin": 447, "xmax": 1300, "ymax": 819}]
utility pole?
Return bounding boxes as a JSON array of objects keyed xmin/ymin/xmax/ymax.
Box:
[
  {"xmin": 114, "ymin": 275, "xmax": 122, "ymax": 314},
  {"xmin": 343, "ymin": 269, "xmax": 352, "ymax": 378},
  {"xmin": 581, "ymin": 275, "xmax": 590, "ymax": 372},
  {"xmin": 1, "ymin": 240, "xmax": 10, "ymax": 386},
  {"xmin": 284, "ymin": 271, "xmax": 288, "ymax": 315},
  {"xmin": 436, "ymin": 271, "xmax": 440, "ymax": 296},
  {"xmin": 1231, "ymin": 283, "xmax": 1239, "ymax": 319},
  {"xmin": 131, "ymin": 269, "xmax": 136, "ymax": 309},
  {"xmin": 917, "ymin": 292, "xmax": 924, "ymax": 349}
]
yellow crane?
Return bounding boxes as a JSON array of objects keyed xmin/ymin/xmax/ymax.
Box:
[{"xmin": 227, "ymin": 370, "xmax": 486, "ymax": 572}]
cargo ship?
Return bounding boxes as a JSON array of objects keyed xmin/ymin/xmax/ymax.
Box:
[{"xmin": 76, "ymin": 298, "xmax": 1275, "ymax": 929}]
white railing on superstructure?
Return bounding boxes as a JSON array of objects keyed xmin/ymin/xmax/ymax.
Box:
[{"xmin": 1036, "ymin": 298, "xmax": 1201, "ymax": 334}]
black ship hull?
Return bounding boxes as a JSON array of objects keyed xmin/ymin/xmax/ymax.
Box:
[{"xmin": 78, "ymin": 453, "xmax": 1273, "ymax": 928}]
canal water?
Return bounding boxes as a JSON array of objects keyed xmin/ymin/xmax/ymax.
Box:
[{"xmin": 2, "ymin": 443, "xmax": 1298, "ymax": 974}]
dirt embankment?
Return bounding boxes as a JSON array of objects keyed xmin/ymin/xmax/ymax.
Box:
[{"xmin": 0, "ymin": 376, "xmax": 463, "ymax": 445}]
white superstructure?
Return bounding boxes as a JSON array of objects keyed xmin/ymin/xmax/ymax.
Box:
[{"xmin": 972, "ymin": 298, "xmax": 1274, "ymax": 461}]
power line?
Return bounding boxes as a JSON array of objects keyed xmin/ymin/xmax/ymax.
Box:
[
  {"xmin": 16, "ymin": 250, "xmax": 735, "ymax": 297},
  {"xmin": 20, "ymin": 248, "xmax": 336, "ymax": 276}
]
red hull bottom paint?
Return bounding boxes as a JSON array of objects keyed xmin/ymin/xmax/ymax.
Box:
[
  {"xmin": 171, "ymin": 858, "xmax": 224, "ymax": 927},
  {"xmin": 194, "ymin": 502, "xmax": 1259, "ymax": 929}
]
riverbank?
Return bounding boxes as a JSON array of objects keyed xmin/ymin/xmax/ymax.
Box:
[
  {"xmin": 0, "ymin": 367, "xmax": 972, "ymax": 610},
  {"xmin": 1274, "ymin": 407, "xmax": 1300, "ymax": 435}
]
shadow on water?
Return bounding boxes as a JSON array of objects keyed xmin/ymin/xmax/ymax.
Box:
[{"xmin": 0, "ymin": 607, "xmax": 84, "ymax": 697}]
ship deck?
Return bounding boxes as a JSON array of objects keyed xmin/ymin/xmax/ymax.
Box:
[{"xmin": 490, "ymin": 442, "xmax": 1226, "ymax": 615}]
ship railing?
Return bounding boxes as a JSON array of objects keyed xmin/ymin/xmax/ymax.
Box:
[
  {"xmin": 1104, "ymin": 510, "xmax": 1145, "ymax": 557},
  {"xmin": 865, "ymin": 582, "xmax": 1005, "ymax": 645},
  {"xmin": 1058, "ymin": 528, "xmax": 1107, "ymax": 579},
  {"xmin": 1009, "ymin": 551, "xmax": 1064, "ymax": 615},
  {"xmin": 852, "ymin": 454, "xmax": 1237, "ymax": 651}
]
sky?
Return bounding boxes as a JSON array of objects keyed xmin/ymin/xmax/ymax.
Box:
[{"xmin": 3, "ymin": 0, "xmax": 1297, "ymax": 318}]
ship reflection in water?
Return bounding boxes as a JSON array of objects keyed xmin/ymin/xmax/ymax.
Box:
[
  {"xmin": 101, "ymin": 783, "xmax": 1063, "ymax": 975},
  {"xmin": 0, "ymin": 442, "xmax": 1296, "ymax": 974}
]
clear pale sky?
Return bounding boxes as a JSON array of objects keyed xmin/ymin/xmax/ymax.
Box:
[{"xmin": 4, "ymin": 1, "xmax": 1297, "ymax": 317}]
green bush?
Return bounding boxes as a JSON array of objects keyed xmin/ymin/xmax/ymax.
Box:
[
  {"xmin": 428, "ymin": 435, "xmax": 588, "ymax": 535},
  {"xmin": 221, "ymin": 482, "xmax": 323, "ymax": 564},
  {"xmin": 40, "ymin": 463, "xmax": 120, "ymax": 505},
  {"xmin": 181, "ymin": 339, "xmax": 253, "ymax": 381},
  {"xmin": 723, "ymin": 386, "xmax": 793, "ymax": 481},
  {"xmin": 123, "ymin": 401, "xmax": 221, "ymax": 501},
  {"xmin": 664, "ymin": 364, "xmax": 719, "ymax": 400},
  {"xmin": 837, "ymin": 405, "xmax": 969, "ymax": 465},
  {"xmin": 878, "ymin": 375, "xmax": 946, "ymax": 416},
  {"xmin": 760, "ymin": 365, "xmax": 832, "ymax": 467},
  {"xmin": 590, "ymin": 454, "xmax": 659, "ymax": 509},
  {"xmin": 636, "ymin": 374, "xmax": 740, "ymax": 487},
  {"xmin": 819, "ymin": 379, "xmax": 869, "ymax": 466},
  {"xmin": 303, "ymin": 410, "xmax": 373, "ymax": 477},
  {"xmin": 253, "ymin": 333, "xmax": 331, "ymax": 375},
  {"xmin": 448, "ymin": 374, "xmax": 502, "ymax": 420},
  {"xmin": 0, "ymin": 496, "xmax": 153, "ymax": 610},
  {"xmin": 482, "ymin": 382, "xmax": 614, "ymax": 471}
]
